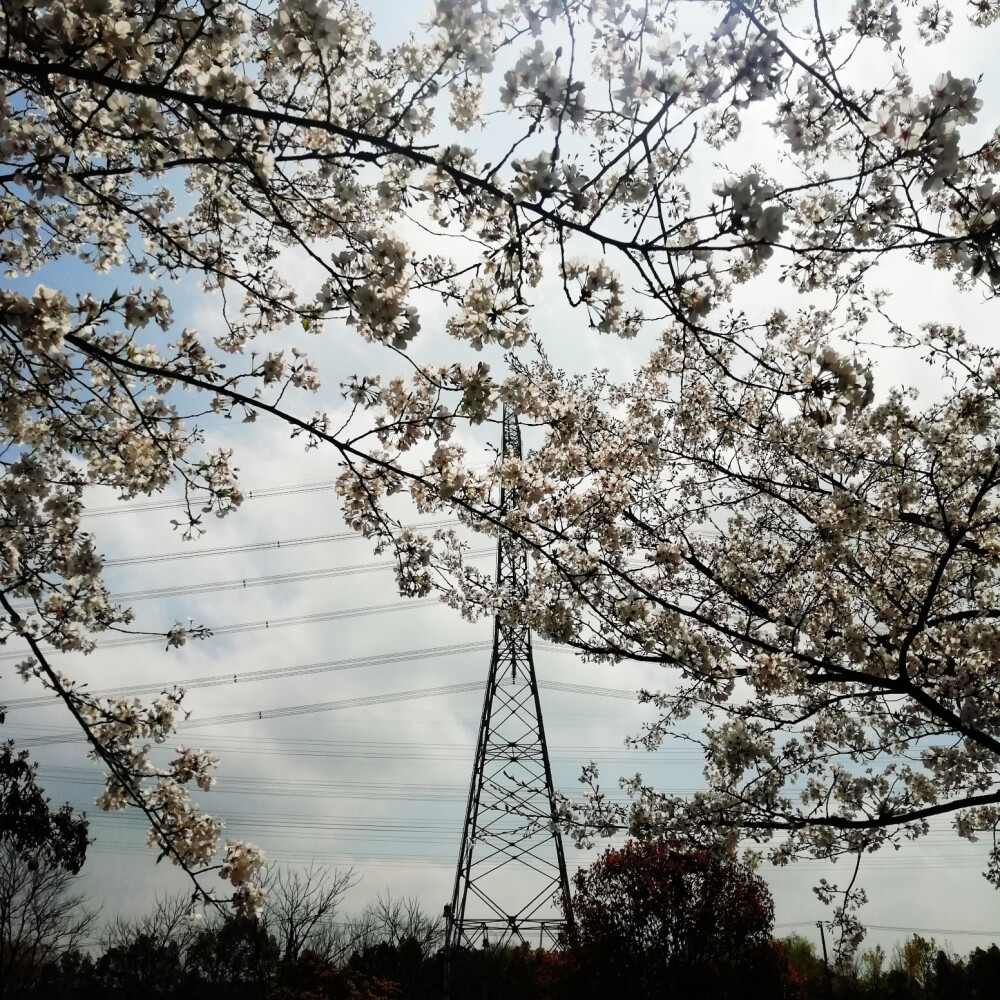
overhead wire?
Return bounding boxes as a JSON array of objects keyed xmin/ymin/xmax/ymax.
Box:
[
  {"xmin": 34, "ymin": 481, "xmax": 966, "ymax": 888},
  {"xmin": 102, "ymin": 522, "xmax": 457, "ymax": 567},
  {"xmin": 34, "ymin": 767, "xmax": 653, "ymax": 802},
  {"xmin": 774, "ymin": 921, "xmax": 1000, "ymax": 938},
  {"xmin": 175, "ymin": 676, "xmax": 639, "ymax": 729},
  {"xmin": 0, "ymin": 597, "xmax": 442, "ymax": 663},
  {"xmin": 82, "ymin": 839, "xmax": 457, "ymax": 868},
  {"xmin": 98, "ymin": 521, "xmax": 716, "ymax": 570},
  {"xmin": 32, "ymin": 481, "xmax": 995, "ymax": 908},
  {"xmin": 83, "ymin": 466, "xmax": 494, "ymax": 520},
  {"xmin": 11, "ymin": 674, "xmax": 646, "ymax": 744},
  {"xmin": 109, "ymin": 549, "xmax": 493, "ymax": 604},
  {"xmin": 2, "ymin": 640, "xmax": 494, "ymax": 710},
  {"xmin": 72, "ymin": 808, "xmax": 1000, "ymax": 873},
  {"xmin": 85, "ymin": 829, "xmax": 989, "ymax": 863},
  {"xmin": 3, "ymin": 637, "xmax": 635, "ymax": 712},
  {"xmin": 6, "ymin": 731, "xmax": 700, "ymax": 762},
  {"xmin": 84, "ymin": 479, "xmax": 344, "ymax": 518}
]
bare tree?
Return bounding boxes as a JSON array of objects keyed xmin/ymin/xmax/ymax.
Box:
[
  {"xmin": 318, "ymin": 893, "xmax": 443, "ymax": 968},
  {"xmin": 0, "ymin": 742, "xmax": 93, "ymax": 997},
  {"xmin": 308, "ymin": 912, "xmax": 380, "ymax": 968},
  {"xmin": 261, "ymin": 864, "xmax": 357, "ymax": 969},
  {"xmin": 101, "ymin": 892, "xmax": 197, "ymax": 956},
  {"xmin": 96, "ymin": 900, "xmax": 190, "ymax": 1000},
  {"xmin": 0, "ymin": 844, "xmax": 95, "ymax": 998},
  {"xmin": 366, "ymin": 894, "xmax": 443, "ymax": 956}
]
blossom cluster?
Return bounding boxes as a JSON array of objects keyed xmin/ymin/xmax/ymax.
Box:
[{"xmin": 5, "ymin": 0, "xmax": 1000, "ymax": 935}]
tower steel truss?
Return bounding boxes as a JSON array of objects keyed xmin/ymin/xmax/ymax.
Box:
[{"xmin": 445, "ymin": 404, "xmax": 572, "ymax": 953}]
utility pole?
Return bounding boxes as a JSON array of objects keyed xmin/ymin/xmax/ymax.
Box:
[
  {"xmin": 445, "ymin": 404, "xmax": 572, "ymax": 959},
  {"xmin": 817, "ymin": 921, "xmax": 834, "ymax": 998}
]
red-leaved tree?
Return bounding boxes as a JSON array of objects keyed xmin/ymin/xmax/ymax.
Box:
[{"xmin": 564, "ymin": 838, "xmax": 798, "ymax": 1000}]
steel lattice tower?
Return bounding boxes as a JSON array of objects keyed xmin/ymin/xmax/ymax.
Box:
[{"xmin": 445, "ymin": 404, "xmax": 572, "ymax": 953}]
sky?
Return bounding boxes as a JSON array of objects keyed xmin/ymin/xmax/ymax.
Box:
[{"xmin": 4, "ymin": 0, "xmax": 1000, "ymax": 966}]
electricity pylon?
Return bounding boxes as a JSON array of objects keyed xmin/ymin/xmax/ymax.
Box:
[{"xmin": 445, "ymin": 404, "xmax": 572, "ymax": 953}]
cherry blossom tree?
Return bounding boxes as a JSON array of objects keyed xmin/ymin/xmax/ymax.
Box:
[{"xmin": 4, "ymin": 0, "xmax": 1000, "ymax": 928}]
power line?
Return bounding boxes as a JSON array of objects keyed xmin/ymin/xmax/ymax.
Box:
[
  {"xmin": 73, "ymin": 810, "xmax": 1000, "ymax": 874},
  {"xmin": 83, "ymin": 839, "xmax": 457, "ymax": 869},
  {"xmin": 775, "ymin": 921, "xmax": 1000, "ymax": 938},
  {"xmin": 36, "ymin": 767, "xmax": 653, "ymax": 803},
  {"xmin": 111, "ymin": 550, "xmax": 493, "ymax": 604},
  {"xmin": 2, "ymin": 626, "xmax": 637, "ymax": 709},
  {"xmin": 3, "ymin": 731, "xmax": 700, "ymax": 762},
  {"xmin": 181, "ymin": 676, "xmax": 637, "ymax": 728},
  {"xmin": 94, "ymin": 512, "xmax": 717, "ymax": 570},
  {"xmin": 542, "ymin": 677, "xmax": 640, "ymax": 700},
  {"xmin": 860, "ymin": 924, "xmax": 1000, "ymax": 937},
  {"xmin": 176, "ymin": 676, "xmax": 637, "ymax": 729},
  {"xmin": 41, "ymin": 769, "xmax": 473, "ymax": 801},
  {"xmin": 10, "ymin": 675, "xmax": 645, "ymax": 745},
  {"xmin": 103, "ymin": 522, "xmax": 455, "ymax": 567},
  {"xmin": 0, "ymin": 597, "xmax": 440, "ymax": 663},
  {"xmin": 12, "ymin": 735, "xmax": 690, "ymax": 767},
  {"xmin": 2, "ymin": 640, "xmax": 493, "ymax": 710},
  {"xmin": 84, "ymin": 479, "xmax": 342, "ymax": 518},
  {"xmin": 3, "ymin": 682, "xmax": 471, "ymax": 742},
  {"xmin": 11, "ymin": 551, "xmax": 491, "ymax": 612},
  {"xmin": 83, "ymin": 466, "xmax": 493, "ymax": 520}
]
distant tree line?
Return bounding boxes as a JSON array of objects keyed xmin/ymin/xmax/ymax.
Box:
[
  {"xmin": 8, "ymin": 863, "xmax": 1000, "ymax": 1000},
  {"xmin": 3, "ymin": 742, "xmax": 1000, "ymax": 1000},
  {"xmin": 783, "ymin": 933, "xmax": 1000, "ymax": 1000}
]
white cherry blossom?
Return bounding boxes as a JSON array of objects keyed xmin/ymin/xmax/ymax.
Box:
[{"xmin": 4, "ymin": 0, "xmax": 1000, "ymax": 942}]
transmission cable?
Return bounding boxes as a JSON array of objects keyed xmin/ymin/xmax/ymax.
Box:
[
  {"xmin": 84, "ymin": 464, "xmax": 493, "ymax": 519},
  {"xmin": 85, "ymin": 479, "xmax": 341, "ymax": 518},
  {"xmin": 3, "ymin": 636, "xmax": 628, "ymax": 711},
  {"xmin": 2, "ymin": 640, "xmax": 493, "ymax": 710},
  {"xmin": 103, "ymin": 522, "xmax": 456, "ymax": 567},
  {"xmin": 182, "ymin": 676, "xmax": 637, "ymax": 729},
  {"xmin": 12, "ymin": 676, "xmax": 645, "ymax": 745},
  {"xmin": 0, "ymin": 597, "xmax": 440, "ymax": 663},
  {"xmin": 118, "ymin": 550, "xmax": 492, "ymax": 603}
]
